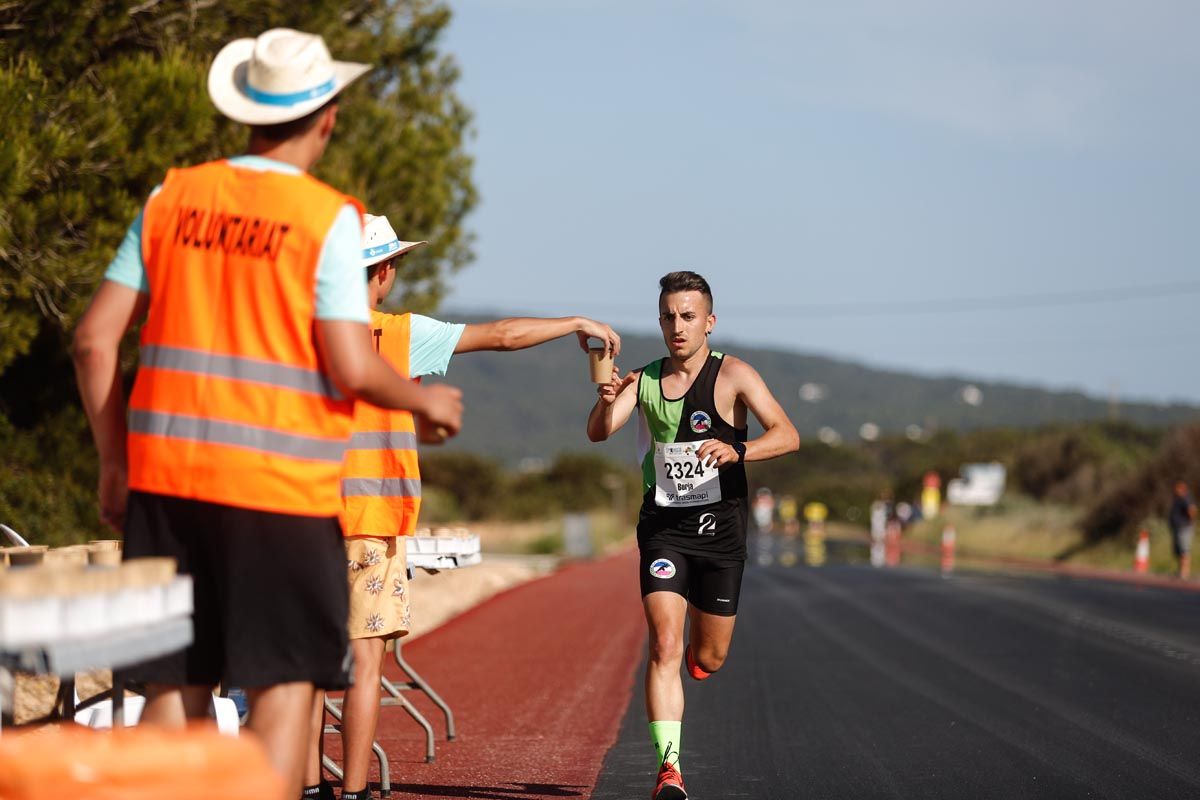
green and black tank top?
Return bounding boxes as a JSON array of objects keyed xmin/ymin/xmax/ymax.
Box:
[{"xmin": 634, "ymin": 351, "xmax": 749, "ymax": 559}]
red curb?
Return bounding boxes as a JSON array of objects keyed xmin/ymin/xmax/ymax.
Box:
[{"xmin": 325, "ymin": 548, "xmax": 645, "ymax": 799}]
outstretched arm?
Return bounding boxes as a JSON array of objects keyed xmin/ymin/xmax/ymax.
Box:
[
  {"xmin": 587, "ymin": 368, "xmax": 640, "ymax": 442},
  {"xmin": 315, "ymin": 320, "xmax": 463, "ymax": 434},
  {"xmin": 696, "ymin": 359, "xmax": 799, "ymax": 468},
  {"xmin": 455, "ymin": 316, "xmax": 620, "ymax": 356}
]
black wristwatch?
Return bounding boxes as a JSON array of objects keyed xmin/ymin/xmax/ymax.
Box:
[{"xmin": 731, "ymin": 441, "xmax": 746, "ymax": 463}]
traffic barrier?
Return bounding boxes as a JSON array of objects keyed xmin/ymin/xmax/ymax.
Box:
[
  {"xmin": 941, "ymin": 525, "xmax": 956, "ymax": 575},
  {"xmin": 1134, "ymin": 529, "xmax": 1150, "ymax": 574}
]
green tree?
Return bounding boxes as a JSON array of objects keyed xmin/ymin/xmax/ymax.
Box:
[{"xmin": 0, "ymin": 1, "xmax": 475, "ymax": 539}]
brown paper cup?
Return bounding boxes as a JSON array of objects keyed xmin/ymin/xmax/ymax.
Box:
[
  {"xmin": 89, "ymin": 549, "xmax": 123, "ymax": 567},
  {"xmin": 88, "ymin": 539, "xmax": 123, "ymax": 552},
  {"xmin": 588, "ymin": 347, "xmax": 614, "ymax": 384},
  {"xmin": 121, "ymin": 557, "xmax": 177, "ymax": 587},
  {"xmin": 6, "ymin": 546, "xmax": 48, "ymax": 567},
  {"xmin": 45, "ymin": 547, "xmax": 90, "ymax": 568}
]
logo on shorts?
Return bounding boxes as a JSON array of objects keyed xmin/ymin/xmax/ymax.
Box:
[
  {"xmin": 690, "ymin": 411, "xmax": 712, "ymax": 434},
  {"xmin": 698, "ymin": 512, "xmax": 717, "ymax": 536},
  {"xmin": 649, "ymin": 558, "xmax": 677, "ymax": 579}
]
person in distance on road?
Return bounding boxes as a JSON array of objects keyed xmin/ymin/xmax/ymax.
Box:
[{"xmin": 1168, "ymin": 480, "xmax": 1195, "ymax": 580}]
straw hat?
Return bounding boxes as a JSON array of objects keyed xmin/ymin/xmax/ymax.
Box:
[
  {"xmin": 362, "ymin": 214, "xmax": 428, "ymax": 269},
  {"xmin": 208, "ymin": 28, "xmax": 370, "ymax": 125}
]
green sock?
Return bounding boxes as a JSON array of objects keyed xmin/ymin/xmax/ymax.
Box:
[{"xmin": 649, "ymin": 720, "xmax": 682, "ymax": 772}]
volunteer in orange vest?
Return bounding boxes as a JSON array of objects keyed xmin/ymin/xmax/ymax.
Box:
[
  {"xmin": 72, "ymin": 29, "xmax": 463, "ymax": 798},
  {"xmin": 302, "ymin": 213, "xmax": 621, "ymax": 800}
]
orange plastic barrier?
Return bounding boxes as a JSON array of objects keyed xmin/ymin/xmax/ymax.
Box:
[{"xmin": 0, "ymin": 724, "xmax": 283, "ymax": 800}]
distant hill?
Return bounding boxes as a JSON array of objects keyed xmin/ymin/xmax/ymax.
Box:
[{"xmin": 421, "ymin": 316, "xmax": 1200, "ymax": 464}]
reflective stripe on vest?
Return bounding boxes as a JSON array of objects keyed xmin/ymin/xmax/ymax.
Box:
[
  {"xmin": 127, "ymin": 160, "xmax": 363, "ymax": 516},
  {"xmin": 130, "ymin": 410, "xmax": 347, "ymax": 463},
  {"xmin": 141, "ymin": 344, "xmax": 344, "ymax": 400},
  {"xmin": 340, "ymin": 310, "xmax": 423, "ymax": 537},
  {"xmin": 341, "ymin": 477, "xmax": 422, "ymax": 497}
]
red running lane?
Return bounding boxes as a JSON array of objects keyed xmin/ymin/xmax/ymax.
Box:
[{"xmin": 324, "ymin": 549, "xmax": 645, "ymax": 799}]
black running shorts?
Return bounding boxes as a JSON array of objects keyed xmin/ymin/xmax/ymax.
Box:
[
  {"xmin": 122, "ymin": 490, "xmax": 351, "ymax": 690},
  {"xmin": 639, "ymin": 547, "xmax": 746, "ymax": 616}
]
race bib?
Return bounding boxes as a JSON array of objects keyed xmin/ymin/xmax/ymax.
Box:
[{"xmin": 653, "ymin": 441, "xmax": 723, "ymax": 508}]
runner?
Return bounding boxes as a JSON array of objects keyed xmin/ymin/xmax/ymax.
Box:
[
  {"xmin": 71, "ymin": 30, "xmax": 462, "ymax": 799},
  {"xmin": 303, "ymin": 213, "xmax": 621, "ymax": 800},
  {"xmin": 586, "ymin": 271, "xmax": 799, "ymax": 800}
]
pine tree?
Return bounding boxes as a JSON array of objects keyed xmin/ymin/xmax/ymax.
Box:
[{"xmin": 0, "ymin": 1, "xmax": 476, "ymax": 540}]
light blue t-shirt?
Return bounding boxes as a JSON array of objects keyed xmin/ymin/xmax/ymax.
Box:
[
  {"xmin": 103, "ymin": 156, "xmax": 368, "ymax": 322},
  {"xmin": 408, "ymin": 314, "xmax": 465, "ymax": 378}
]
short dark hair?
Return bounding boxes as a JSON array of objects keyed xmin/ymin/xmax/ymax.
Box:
[
  {"xmin": 249, "ymin": 99, "xmax": 337, "ymax": 143},
  {"xmin": 659, "ymin": 270, "xmax": 713, "ymax": 312},
  {"xmin": 366, "ymin": 256, "xmax": 395, "ymax": 282}
]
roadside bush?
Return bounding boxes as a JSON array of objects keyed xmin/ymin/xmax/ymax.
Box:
[
  {"xmin": 0, "ymin": 408, "xmax": 101, "ymax": 546},
  {"xmin": 1080, "ymin": 423, "xmax": 1200, "ymax": 543},
  {"xmin": 419, "ymin": 452, "xmax": 504, "ymax": 520}
]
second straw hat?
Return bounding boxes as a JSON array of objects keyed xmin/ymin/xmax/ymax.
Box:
[{"xmin": 362, "ymin": 215, "xmax": 428, "ymax": 269}]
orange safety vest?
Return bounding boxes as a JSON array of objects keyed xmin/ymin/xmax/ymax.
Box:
[
  {"xmin": 127, "ymin": 160, "xmax": 364, "ymax": 517},
  {"xmin": 339, "ymin": 311, "xmax": 422, "ymax": 536}
]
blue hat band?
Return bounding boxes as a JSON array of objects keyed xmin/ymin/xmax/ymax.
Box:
[
  {"xmin": 244, "ymin": 77, "xmax": 337, "ymax": 107},
  {"xmin": 363, "ymin": 239, "xmax": 401, "ymax": 259}
]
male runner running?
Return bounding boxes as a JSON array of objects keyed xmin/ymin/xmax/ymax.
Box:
[
  {"xmin": 303, "ymin": 213, "xmax": 620, "ymax": 800},
  {"xmin": 586, "ymin": 271, "xmax": 799, "ymax": 800}
]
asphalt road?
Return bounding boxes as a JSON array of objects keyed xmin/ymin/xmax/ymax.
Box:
[{"xmin": 592, "ymin": 542, "xmax": 1200, "ymax": 800}]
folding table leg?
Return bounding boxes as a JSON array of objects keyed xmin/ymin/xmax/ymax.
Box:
[
  {"xmin": 393, "ymin": 641, "xmax": 456, "ymax": 740},
  {"xmin": 379, "ymin": 677, "xmax": 436, "ymax": 762},
  {"xmin": 322, "ymin": 694, "xmax": 391, "ymax": 794}
]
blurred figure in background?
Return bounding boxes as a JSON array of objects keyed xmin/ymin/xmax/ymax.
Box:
[{"xmin": 1168, "ymin": 480, "xmax": 1195, "ymax": 579}]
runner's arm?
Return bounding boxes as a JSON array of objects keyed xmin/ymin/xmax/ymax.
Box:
[
  {"xmin": 696, "ymin": 359, "xmax": 799, "ymax": 467},
  {"xmin": 72, "ymin": 280, "xmax": 150, "ymax": 529},
  {"xmin": 587, "ymin": 369, "xmax": 639, "ymax": 441},
  {"xmin": 316, "ymin": 319, "xmax": 463, "ymax": 435},
  {"xmin": 455, "ymin": 316, "xmax": 620, "ymax": 356}
]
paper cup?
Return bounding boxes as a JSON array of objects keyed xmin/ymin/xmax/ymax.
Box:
[
  {"xmin": 45, "ymin": 546, "xmax": 90, "ymax": 568},
  {"xmin": 6, "ymin": 546, "xmax": 48, "ymax": 567},
  {"xmin": 588, "ymin": 347, "xmax": 614, "ymax": 384},
  {"xmin": 88, "ymin": 539, "xmax": 123, "ymax": 552},
  {"xmin": 89, "ymin": 549, "xmax": 123, "ymax": 567}
]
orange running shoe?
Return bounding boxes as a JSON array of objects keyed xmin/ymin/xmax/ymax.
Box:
[{"xmin": 652, "ymin": 761, "xmax": 688, "ymax": 800}]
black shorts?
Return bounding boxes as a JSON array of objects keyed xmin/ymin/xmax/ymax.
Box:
[
  {"xmin": 123, "ymin": 490, "xmax": 351, "ymax": 690},
  {"xmin": 639, "ymin": 547, "xmax": 745, "ymax": 616}
]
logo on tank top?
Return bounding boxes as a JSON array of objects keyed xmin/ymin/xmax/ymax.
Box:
[
  {"xmin": 689, "ymin": 410, "xmax": 712, "ymax": 434},
  {"xmin": 649, "ymin": 558, "xmax": 677, "ymax": 579}
]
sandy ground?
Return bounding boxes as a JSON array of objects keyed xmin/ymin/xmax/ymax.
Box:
[{"xmin": 10, "ymin": 554, "xmax": 557, "ymax": 725}]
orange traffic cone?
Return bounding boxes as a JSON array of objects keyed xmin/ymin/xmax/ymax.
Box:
[
  {"xmin": 1133, "ymin": 529, "xmax": 1150, "ymax": 574},
  {"xmin": 941, "ymin": 525, "xmax": 956, "ymax": 574}
]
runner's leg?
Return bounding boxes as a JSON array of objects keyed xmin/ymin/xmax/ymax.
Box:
[
  {"xmin": 687, "ymin": 608, "xmax": 737, "ymax": 674},
  {"xmin": 644, "ymin": 591, "xmax": 688, "ymax": 720}
]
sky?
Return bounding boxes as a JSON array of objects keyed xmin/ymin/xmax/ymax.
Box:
[{"xmin": 439, "ymin": 1, "xmax": 1200, "ymax": 404}]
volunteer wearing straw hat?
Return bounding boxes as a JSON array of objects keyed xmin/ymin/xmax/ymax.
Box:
[
  {"xmin": 72, "ymin": 29, "xmax": 462, "ymax": 797},
  {"xmin": 301, "ymin": 213, "xmax": 621, "ymax": 800}
]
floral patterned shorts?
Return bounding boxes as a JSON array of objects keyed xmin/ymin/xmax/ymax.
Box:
[{"xmin": 345, "ymin": 536, "xmax": 410, "ymax": 640}]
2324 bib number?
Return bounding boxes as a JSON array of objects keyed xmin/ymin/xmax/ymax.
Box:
[{"xmin": 653, "ymin": 441, "xmax": 723, "ymax": 508}]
